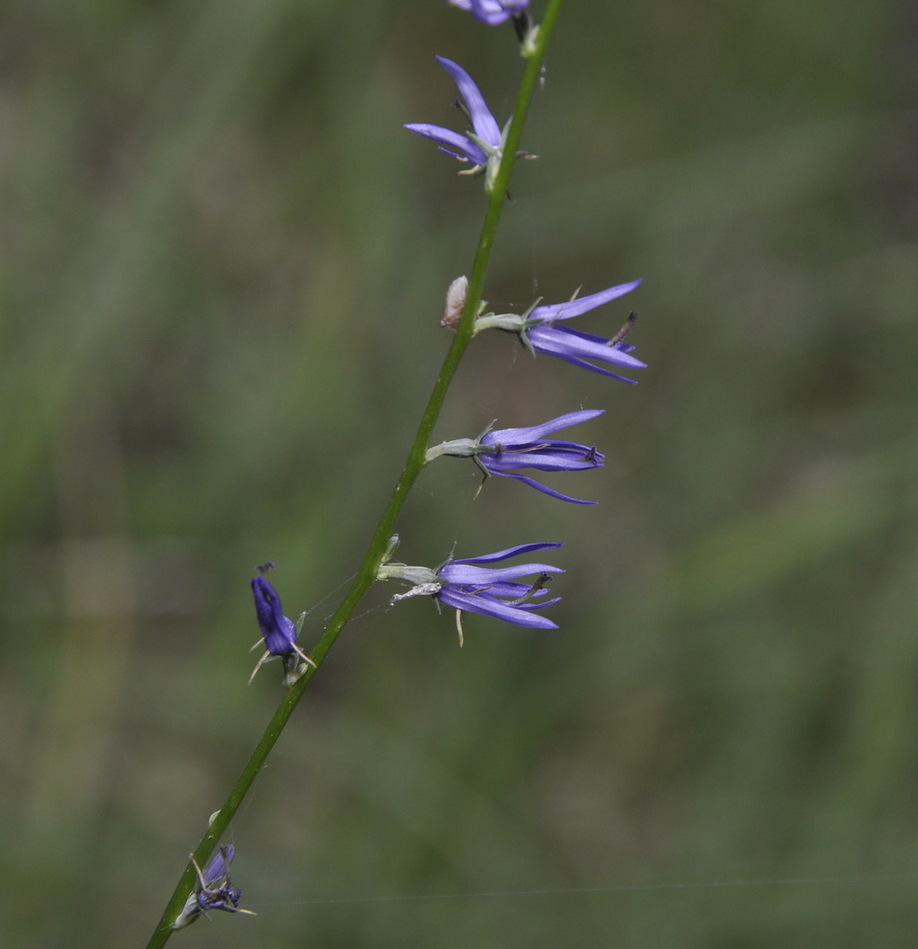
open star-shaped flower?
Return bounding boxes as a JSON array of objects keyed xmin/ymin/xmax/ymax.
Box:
[
  {"xmin": 425, "ymin": 410, "xmax": 606, "ymax": 504},
  {"xmin": 474, "ymin": 279, "xmax": 647, "ymax": 381},
  {"xmin": 435, "ymin": 543, "xmax": 564, "ymax": 628},
  {"xmin": 405, "ymin": 57, "xmax": 507, "ymax": 190},
  {"xmin": 380, "ymin": 542, "xmax": 564, "ymax": 640},
  {"xmin": 477, "ymin": 410, "xmax": 605, "ymax": 503}
]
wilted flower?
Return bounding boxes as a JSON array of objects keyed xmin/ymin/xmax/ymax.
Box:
[
  {"xmin": 173, "ymin": 845, "xmax": 256, "ymax": 929},
  {"xmin": 379, "ymin": 541, "xmax": 564, "ymax": 643},
  {"xmin": 448, "ymin": 0, "xmax": 529, "ymax": 26},
  {"xmin": 474, "ymin": 279, "xmax": 647, "ymax": 381},
  {"xmin": 405, "ymin": 57, "xmax": 508, "ymax": 191},
  {"xmin": 425, "ymin": 409, "xmax": 606, "ymax": 504},
  {"xmin": 249, "ymin": 564, "xmax": 316, "ymax": 684}
]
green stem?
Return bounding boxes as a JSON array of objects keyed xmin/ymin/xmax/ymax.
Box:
[{"xmin": 144, "ymin": 4, "xmax": 562, "ymax": 944}]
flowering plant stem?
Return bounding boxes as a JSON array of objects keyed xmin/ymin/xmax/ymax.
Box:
[{"xmin": 143, "ymin": 4, "xmax": 562, "ymax": 945}]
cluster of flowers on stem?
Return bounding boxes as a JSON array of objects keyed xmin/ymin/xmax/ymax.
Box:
[
  {"xmin": 249, "ymin": 0, "xmax": 645, "ymax": 655},
  {"xmin": 244, "ymin": 0, "xmax": 647, "ymax": 662},
  {"xmin": 213, "ymin": 2, "xmax": 645, "ymax": 924},
  {"xmin": 381, "ymin": 3, "xmax": 646, "ymax": 638}
]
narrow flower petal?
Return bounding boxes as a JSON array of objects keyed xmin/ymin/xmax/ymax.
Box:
[
  {"xmin": 486, "ymin": 408, "xmax": 604, "ymax": 444},
  {"xmin": 438, "ymin": 560, "xmax": 565, "ymax": 584},
  {"xmin": 448, "ymin": 0, "xmax": 529, "ymax": 25},
  {"xmin": 530, "ymin": 279, "xmax": 642, "ymax": 322},
  {"xmin": 435, "ymin": 56, "xmax": 501, "ymax": 147},
  {"xmin": 403, "ymin": 123, "xmax": 488, "ymax": 165},
  {"xmin": 484, "ymin": 471, "xmax": 599, "ymax": 504},
  {"xmin": 482, "ymin": 445, "xmax": 603, "ymax": 472},
  {"xmin": 444, "ymin": 541, "xmax": 563, "ymax": 566},
  {"xmin": 437, "ymin": 586, "xmax": 559, "ymax": 628},
  {"xmin": 525, "ymin": 324, "xmax": 647, "ymax": 381},
  {"xmin": 202, "ymin": 846, "xmax": 234, "ymax": 885}
]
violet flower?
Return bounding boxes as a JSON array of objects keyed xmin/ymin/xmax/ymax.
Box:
[
  {"xmin": 380, "ymin": 541, "xmax": 564, "ymax": 642},
  {"xmin": 173, "ymin": 845, "xmax": 255, "ymax": 929},
  {"xmin": 249, "ymin": 565, "xmax": 315, "ymax": 684},
  {"xmin": 425, "ymin": 409, "xmax": 606, "ymax": 504},
  {"xmin": 251, "ymin": 571, "xmax": 296, "ymax": 655},
  {"xmin": 404, "ymin": 57, "xmax": 507, "ymax": 191},
  {"xmin": 448, "ymin": 0, "xmax": 529, "ymax": 26},
  {"xmin": 474, "ymin": 279, "xmax": 647, "ymax": 382}
]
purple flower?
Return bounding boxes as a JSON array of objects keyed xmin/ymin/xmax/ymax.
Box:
[
  {"xmin": 196, "ymin": 847, "xmax": 243, "ymax": 914},
  {"xmin": 475, "ymin": 279, "xmax": 647, "ymax": 382},
  {"xmin": 478, "ymin": 410, "xmax": 605, "ymax": 504},
  {"xmin": 426, "ymin": 410, "xmax": 607, "ymax": 504},
  {"xmin": 448, "ymin": 0, "xmax": 529, "ymax": 25},
  {"xmin": 382, "ymin": 542, "xmax": 564, "ymax": 639},
  {"xmin": 249, "ymin": 565, "xmax": 315, "ymax": 684},
  {"xmin": 405, "ymin": 57, "xmax": 506, "ymax": 188},
  {"xmin": 436, "ymin": 543, "xmax": 564, "ymax": 629},
  {"xmin": 251, "ymin": 572, "xmax": 296, "ymax": 656},
  {"xmin": 173, "ymin": 846, "xmax": 256, "ymax": 928}
]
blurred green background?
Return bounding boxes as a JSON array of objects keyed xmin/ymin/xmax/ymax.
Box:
[{"xmin": 3, "ymin": 0, "xmax": 917, "ymax": 945}]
